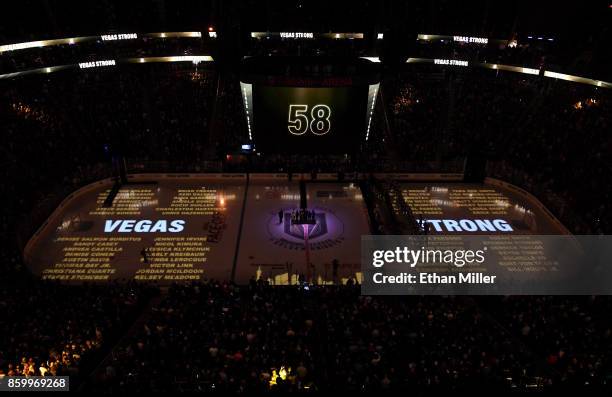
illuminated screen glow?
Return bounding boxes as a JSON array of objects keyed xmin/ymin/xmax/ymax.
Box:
[{"xmin": 251, "ymin": 86, "xmax": 368, "ymax": 153}]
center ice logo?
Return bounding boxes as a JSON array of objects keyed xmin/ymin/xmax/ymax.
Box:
[
  {"xmin": 267, "ymin": 207, "xmax": 344, "ymax": 251},
  {"xmin": 283, "ymin": 212, "xmax": 328, "ymax": 239}
]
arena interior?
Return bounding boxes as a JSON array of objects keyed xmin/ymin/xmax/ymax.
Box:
[{"xmin": 1, "ymin": 0, "xmax": 611, "ymax": 392}]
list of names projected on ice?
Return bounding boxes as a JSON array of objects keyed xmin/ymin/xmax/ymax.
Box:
[
  {"xmin": 156, "ymin": 188, "xmax": 222, "ymax": 216},
  {"xmin": 402, "ymin": 187, "xmax": 516, "ymax": 216},
  {"xmin": 29, "ymin": 179, "xmax": 244, "ymax": 283},
  {"xmin": 134, "ymin": 236, "xmax": 208, "ymax": 281},
  {"xmin": 90, "ymin": 188, "xmax": 157, "ymax": 216},
  {"xmin": 41, "ymin": 236, "xmax": 139, "ymax": 281}
]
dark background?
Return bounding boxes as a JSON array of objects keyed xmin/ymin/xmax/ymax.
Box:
[{"xmin": 252, "ymin": 85, "xmax": 368, "ymax": 154}]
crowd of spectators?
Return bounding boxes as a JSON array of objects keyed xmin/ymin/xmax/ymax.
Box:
[
  {"xmin": 0, "ymin": 61, "xmax": 238, "ymax": 387},
  {"xmin": 1, "ymin": 62, "xmax": 220, "ymax": 250},
  {"xmin": 482, "ymin": 296, "xmax": 612, "ymax": 387},
  {"xmin": 0, "ymin": 43, "xmax": 611, "ymax": 393},
  {"xmin": 384, "ymin": 65, "xmax": 611, "ymax": 233},
  {"xmin": 92, "ymin": 281, "xmax": 547, "ymax": 392},
  {"xmin": 247, "ymin": 36, "xmax": 369, "ymax": 58},
  {"xmin": 0, "ymin": 275, "xmax": 156, "ymax": 383}
]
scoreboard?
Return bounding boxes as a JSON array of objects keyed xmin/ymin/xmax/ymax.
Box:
[
  {"xmin": 240, "ymin": 57, "xmax": 380, "ymax": 154},
  {"xmin": 251, "ymin": 85, "xmax": 368, "ymax": 153}
]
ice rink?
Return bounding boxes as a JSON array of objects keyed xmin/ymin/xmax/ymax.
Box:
[
  {"xmin": 398, "ymin": 180, "xmax": 567, "ymax": 235},
  {"xmin": 234, "ymin": 177, "xmax": 370, "ymax": 284},
  {"xmin": 24, "ymin": 174, "xmax": 566, "ymax": 284},
  {"xmin": 25, "ymin": 175, "xmax": 246, "ymax": 283}
]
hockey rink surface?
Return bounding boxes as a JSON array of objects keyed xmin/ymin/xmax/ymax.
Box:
[
  {"xmin": 398, "ymin": 181, "xmax": 566, "ymax": 235},
  {"xmin": 24, "ymin": 174, "xmax": 566, "ymax": 284},
  {"xmin": 25, "ymin": 175, "xmax": 246, "ymax": 283},
  {"xmin": 234, "ymin": 177, "xmax": 369, "ymax": 284}
]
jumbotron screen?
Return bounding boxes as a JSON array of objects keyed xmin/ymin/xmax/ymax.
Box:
[
  {"xmin": 251, "ymin": 85, "xmax": 367, "ymax": 153},
  {"xmin": 241, "ymin": 75, "xmax": 379, "ymax": 154}
]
